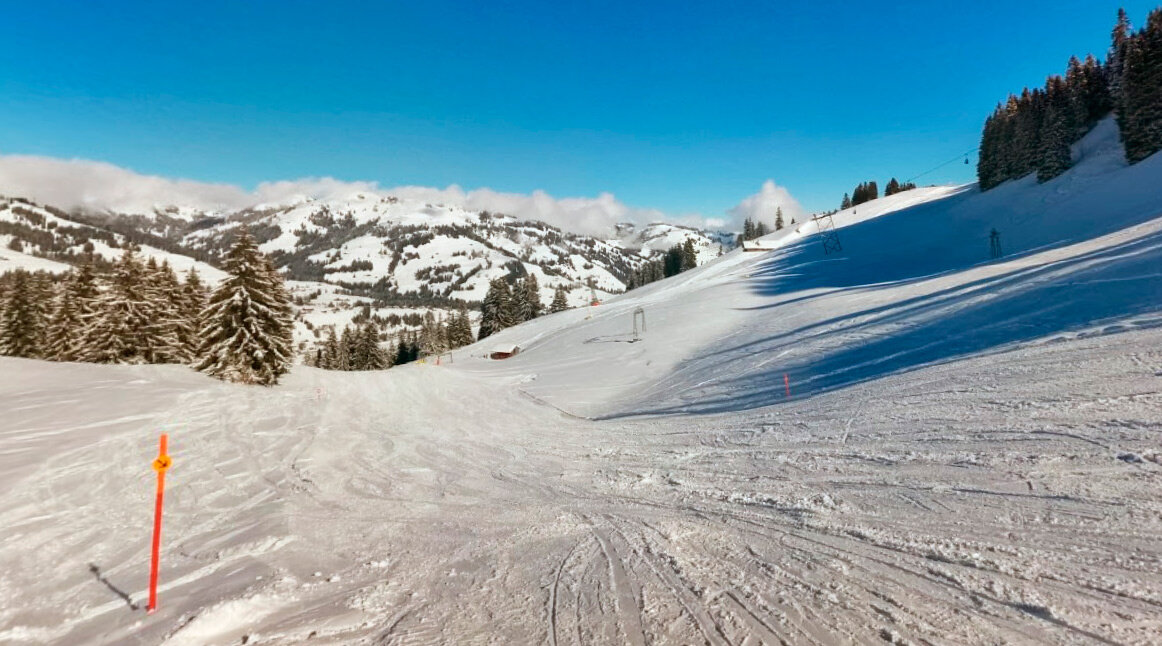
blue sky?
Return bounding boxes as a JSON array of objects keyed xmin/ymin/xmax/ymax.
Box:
[{"xmin": 0, "ymin": 0, "xmax": 1155, "ymax": 223}]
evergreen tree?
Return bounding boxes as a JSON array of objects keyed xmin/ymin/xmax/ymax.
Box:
[
  {"xmin": 80, "ymin": 248, "xmax": 153, "ymax": 364},
  {"xmin": 44, "ymin": 275, "xmax": 78, "ymax": 361},
  {"xmin": 1109, "ymin": 7, "xmax": 1133, "ymax": 104},
  {"xmin": 519, "ymin": 274, "xmax": 542, "ymax": 322},
  {"xmin": 353, "ymin": 323, "xmax": 388, "ymax": 370},
  {"xmin": 841, "ymin": 193, "xmax": 852, "ymax": 210},
  {"xmin": 321, "ymin": 326, "xmax": 340, "ymax": 369},
  {"xmin": 478, "ymin": 279, "xmax": 507, "ymax": 340},
  {"xmin": 447, "ymin": 307, "xmax": 474, "ymax": 348},
  {"xmin": 1038, "ymin": 105, "xmax": 1074, "ymax": 181},
  {"xmin": 495, "ymin": 280, "xmax": 515, "ymax": 329},
  {"xmin": 509, "ymin": 278, "xmax": 529, "ymax": 324},
  {"xmin": 419, "ymin": 311, "xmax": 447, "ymax": 356},
  {"xmin": 775, "ymin": 206, "xmax": 784, "ymax": 230},
  {"xmin": 394, "ymin": 331, "xmax": 412, "ymax": 365},
  {"xmin": 194, "ymin": 229, "xmax": 294, "ymax": 385},
  {"xmin": 337, "ymin": 326, "xmax": 353, "ymax": 370},
  {"xmin": 178, "ymin": 268, "xmax": 209, "ymax": 361},
  {"xmin": 0, "ymin": 270, "xmax": 48, "ymax": 358},
  {"xmin": 550, "ymin": 286, "xmax": 569, "ymax": 312},
  {"xmin": 1119, "ymin": 9, "xmax": 1162, "ymax": 163},
  {"xmin": 663, "ymin": 244, "xmax": 684, "ymax": 277},
  {"xmin": 45, "ymin": 265, "xmax": 98, "ymax": 361},
  {"xmin": 144, "ymin": 260, "xmax": 186, "ymax": 364},
  {"xmin": 681, "ymin": 239, "xmax": 698, "ymax": 270}
]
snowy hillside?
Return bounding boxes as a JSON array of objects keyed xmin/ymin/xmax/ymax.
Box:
[
  {"xmin": 616, "ymin": 221, "xmax": 728, "ymax": 265},
  {"xmin": 0, "ymin": 197, "xmax": 226, "ymax": 281},
  {"xmin": 2, "ymin": 119, "xmax": 1162, "ymax": 644},
  {"xmin": 467, "ymin": 116, "xmax": 1162, "ymax": 417}
]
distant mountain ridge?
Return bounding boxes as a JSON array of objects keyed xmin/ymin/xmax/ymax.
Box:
[{"xmin": 0, "ymin": 191, "xmax": 730, "ymax": 340}]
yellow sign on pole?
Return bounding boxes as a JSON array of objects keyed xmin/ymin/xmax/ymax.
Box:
[{"xmin": 152, "ymin": 455, "xmax": 172, "ymax": 473}]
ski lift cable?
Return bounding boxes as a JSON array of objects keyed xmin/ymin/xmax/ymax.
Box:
[{"xmin": 904, "ymin": 147, "xmax": 979, "ymax": 185}]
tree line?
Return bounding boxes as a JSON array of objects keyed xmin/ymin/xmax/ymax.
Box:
[
  {"xmin": 978, "ymin": 8, "xmax": 1162, "ymax": 189},
  {"xmin": 735, "ymin": 208, "xmax": 792, "ymax": 246},
  {"xmin": 626, "ymin": 239, "xmax": 698, "ymax": 290},
  {"xmin": 478, "ymin": 273, "xmax": 569, "ymax": 340},
  {"xmin": 307, "ymin": 307, "xmax": 477, "ymax": 370},
  {"xmin": 839, "ymin": 178, "xmax": 916, "ymax": 210},
  {"xmin": 0, "ymin": 229, "xmax": 296, "ymax": 385}
]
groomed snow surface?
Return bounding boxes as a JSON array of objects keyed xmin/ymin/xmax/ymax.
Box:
[{"xmin": 3, "ymin": 120, "xmax": 1162, "ymax": 644}]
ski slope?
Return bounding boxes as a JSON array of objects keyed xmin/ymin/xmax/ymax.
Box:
[
  {"xmin": 465, "ymin": 118, "xmax": 1162, "ymax": 418},
  {"xmin": 2, "ymin": 119, "xmax": 1162, "ymax": 644}
]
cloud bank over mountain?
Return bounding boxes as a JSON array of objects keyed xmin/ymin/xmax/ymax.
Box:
[{"xmin": 0, "ymin": 154, "xmax": 803, "ymax": 236}]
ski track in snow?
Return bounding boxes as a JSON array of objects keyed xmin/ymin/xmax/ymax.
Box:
[{"xmin": 1, "ymin": 328, "xmax": 1162, "ymax": 645}]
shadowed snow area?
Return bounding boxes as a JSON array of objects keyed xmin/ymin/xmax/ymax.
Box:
[{"xmin": 2, "ymin": 118, "xmax": 1162, "ymax": 644}]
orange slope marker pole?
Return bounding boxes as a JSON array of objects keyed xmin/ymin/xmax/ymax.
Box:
[
  {"xmin": 784, "ymin": 373, "xmax": 791, "ymax": 398},
  {"xmin": 147, "ymin": 434, "xmax": 171, "ymax": 614}
]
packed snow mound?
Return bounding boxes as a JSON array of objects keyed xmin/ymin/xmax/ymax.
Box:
[{"xmin": 457, "ymin": 117, "xmax": 1162, "ymax": 417}]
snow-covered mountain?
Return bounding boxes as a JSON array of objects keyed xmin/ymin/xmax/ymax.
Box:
[{"xmin": 0, "ymin": 191, "xmax": 728, "ymax": 345}]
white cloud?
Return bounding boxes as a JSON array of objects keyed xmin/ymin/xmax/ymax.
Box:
[
  {"xmin": 728, "ymin": 179, "xmax": 806, "ymax": 228},
  {"xmin": 0, "ymin": 154, "xmax": 800, "ymax": 237},
  {"xmin": 0, "ymin": 155, "xmax": 252, "ymax": 214}
]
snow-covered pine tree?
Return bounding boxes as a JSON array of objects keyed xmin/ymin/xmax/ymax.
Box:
[
  {"xmin": 0, "ymin": 270, "xmax": 48, "ymax": 358},
  {"xmin": 454, "ymin": 307, "xmax": 475, "ymax": 347},
  {"xmin": 178, "ymin": 268, "xmax": 209, "ymax": 361},
  {"xmin": 143, "ymin": 260, "xmax": 186, "ymax": 364},
  {"xmin": 550, "ymin": 286, "xmax": 569, "ymax": 312},
  {"xmin": 510, "ymin": 278, "xmax": 529, "ymax": 323},
  {"xmin": 775, "ymin": 206, "xmax": 785, "ymax": 230},
  {"xmin": 337, "ymin": 325, "xmax": 354, "ymax": 370},
  {"xmin": 419, "ymin": 311, "xmax": 449, "ymax": 357},
  {"xmin": 478, "ymin": 280, "xmax": 499, "ymax": 340},
  {"xmin": 80, "ymin": 248, "xmax": 154, "ymax": 364},
  {"xmin": 321, "ymin": 326, "xmax": 340, "ymax": 369},
  {"xmin": 44, "ymin": 275, "xmax": 78, "ymax": 361},
  {"xmin": 496, "ymin": 280, "xmax": 515, "ymax": 328},
  {"xmin": 394, "ymin": 331, "xmax": 411, "ymax": 364},
  {"xmin": 344, "ymin": 324, "xmax": 365, "ymax": 369},
  {"xmin": 478, "ymin": 278, "xmax": 514, "ymax": 340},
  {"xmin": 194, "ymin": 229, "xmax": 294, "ymax": 385},
  {"xmin": 357, "ymin": 323, "xmax": 389, "ymax": 370},
  {"xmin": 519, "ymin": 274, "xmax": 542, "ymax": 322},
  {"xmin": 45, "ymin": 265, "xmax": 98, "ymax": 361}
]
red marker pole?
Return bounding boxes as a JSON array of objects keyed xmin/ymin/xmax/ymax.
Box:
[
  {"xmin": 784, "ymin": 373, "xmax": 791, "ymax": 398},
  {"xmin": 147, "ymin": 434, "xmax": 172, "ymax": 614}
]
